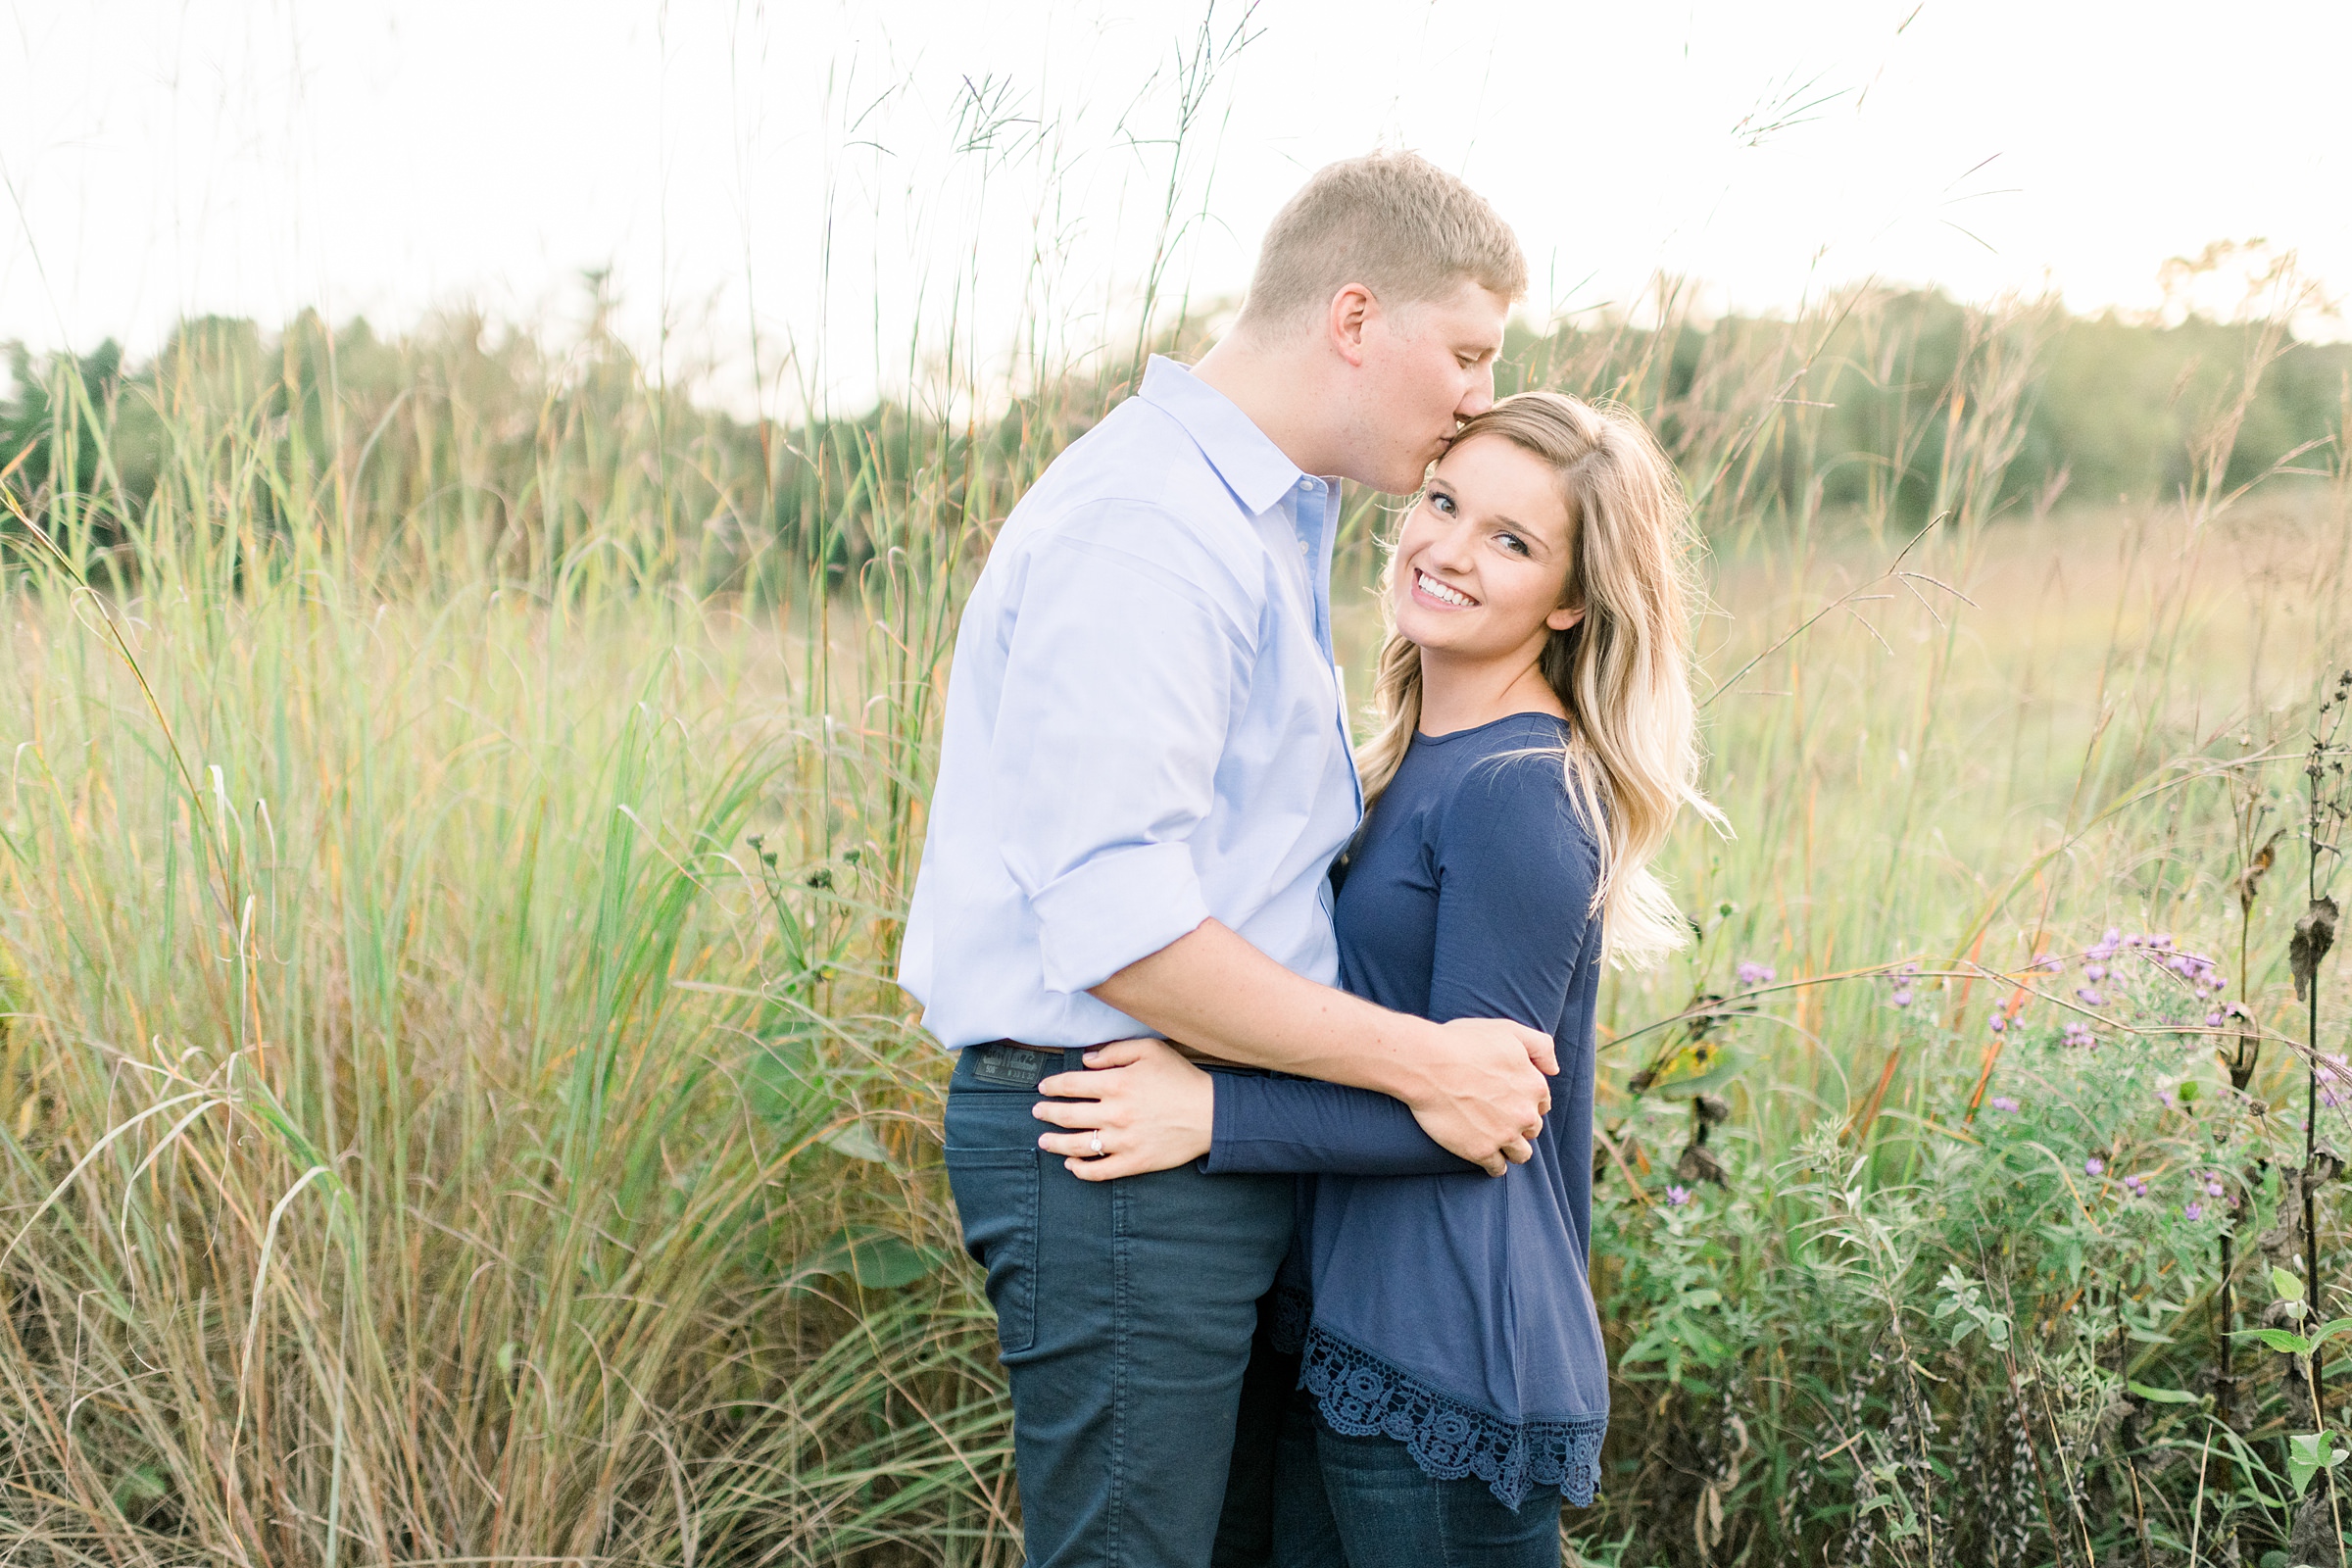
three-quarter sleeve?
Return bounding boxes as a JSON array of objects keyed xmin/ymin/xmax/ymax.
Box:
[{"xmin": 991, "ymin": 510, "xmax": 1257, "ymax": 996}]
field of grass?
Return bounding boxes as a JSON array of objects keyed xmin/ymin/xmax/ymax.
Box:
[{"xmin": 3, "ymin": 278, "xmax": 2350, "ymax": 1566}]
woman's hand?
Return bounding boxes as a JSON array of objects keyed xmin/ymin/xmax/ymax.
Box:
[{"xmin": 1032, "ymin": 1038, "xmax": 1214, "ymax": 1182}]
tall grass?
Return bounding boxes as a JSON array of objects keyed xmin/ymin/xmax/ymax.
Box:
[
  {"xmin": 0, "ymin": 333, "xmax": 1024, "ymax": 1560},
  {"xmin": 5, "ymin": 250, "xmax": 2351, "ymax": 1563}
]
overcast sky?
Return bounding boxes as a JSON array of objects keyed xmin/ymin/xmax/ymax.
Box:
[{"xmin": 4, "ymin": 0, "xmax": 2346, "ymax": 411}]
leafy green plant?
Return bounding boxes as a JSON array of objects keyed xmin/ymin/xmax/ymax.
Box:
[{"xmin": 2236, "ymin": 1270, "xmax": 2352, "ymax": 1500}]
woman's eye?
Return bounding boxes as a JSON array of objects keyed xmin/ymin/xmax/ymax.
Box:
[
  {"xmin": 1497, "ymin": 531, "xmax": 1529, "ymax": 556},
  {"xmin": 1430, "ymin": 493, "xmax": 1455, "ymax": 515}
]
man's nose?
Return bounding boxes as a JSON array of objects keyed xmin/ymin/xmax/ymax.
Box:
[{"xmin": 1457, "ymin": 366, "xmax": 1496, "ymax": 419}]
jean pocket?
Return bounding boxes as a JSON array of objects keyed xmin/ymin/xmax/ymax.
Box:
[{"xmin": 944, "ymin": 1145, "xmax": 1039, "ymax": 1356}]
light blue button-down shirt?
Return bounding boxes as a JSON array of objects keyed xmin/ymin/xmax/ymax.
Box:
[{"xmin": 899, "ymin": 356, "xmax": 1364, "ymax": 1049}]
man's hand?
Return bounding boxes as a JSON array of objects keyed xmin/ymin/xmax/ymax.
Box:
[{"xmin": 1401, "ymin": 1017, "xmax": 1556, "ymax": 1176}]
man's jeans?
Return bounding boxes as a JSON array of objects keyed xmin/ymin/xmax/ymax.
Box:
[{"xmin": 945, "ymin": 1044, "xmax": 1295, "ymax": 1568}]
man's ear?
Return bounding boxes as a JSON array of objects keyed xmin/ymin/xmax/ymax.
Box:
[
  {"xmin": 1328, "ymin": 283, "xmax": 1375, "ymax": 367},
  {"xmin": 1546, "ymin": 605, "xmax": 1586, "ymax": 633}
]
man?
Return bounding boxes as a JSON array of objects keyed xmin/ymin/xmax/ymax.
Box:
[{"xmin": 898, "ymin": 152, "xmax": 1550, "ymax": 1568}]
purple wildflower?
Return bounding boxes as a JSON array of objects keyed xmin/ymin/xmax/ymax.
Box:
[
  {"xmin": 2205, "ymin": 1011, "xmax": 2225, "ymax": 1028},
  {"xmin": 2185, "ymin": 1201, "xmax": 2204, "ymax": 1221},
  {"xmin": 2076, "ymin": 988, "xmax": 2105, "ymax": 1007},
  {"xmin": 1890, "ymin": 988, "xmax": 1913, "ymax": 1007},
  {"xmin": 2084, "ymin": 1156, "xmax": 2105, "ymax": 1176},
  {"xmin": 1736, "ymin": 960, "xmax": 1776, "ymax": 987},
  {"xmin": 1989, "ymin": 1095, "xmax": 2019, "ymax": 1112},
  {"xmin": 2123, "ymin": 1174, "xmax": 2149, "ymax": 1197},
  {"xmin": 2322, "ymin": 1054, "xmax": 2350, "ymax": 1109},
  {"xmin": 1988, "ymin": 1014, "xmax": 2008, "ymax": 1034},
  {"xmin": 2204, "ymin": 1177, "xmax": 2226, "ymax": 1198},
  {"xmin": 1665, "ymin": 1185, "xmax": 1691, "ymax": 1207},
  {"xmin": 2084, "ymin": 962, "xmax": 2108, "ymax": 983}
]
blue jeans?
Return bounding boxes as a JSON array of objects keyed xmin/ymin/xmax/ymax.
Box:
[
  {"xmin": 1272, "ymin": 1389, "xmax": 1564, "ymax": 1568},
  {"xmin": 944, "ymin": 1045, "xmax": 1295, "ymax": 1568}
]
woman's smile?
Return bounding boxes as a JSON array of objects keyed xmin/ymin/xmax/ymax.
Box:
[{"xmin": 1411, "ymin": 568, "xmax": 1479, "ymax": 609}]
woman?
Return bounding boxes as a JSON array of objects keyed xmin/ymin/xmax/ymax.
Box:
[{"xmin": 1030, "ymin": 391, "xmax": 1714, "ymax": 1564}]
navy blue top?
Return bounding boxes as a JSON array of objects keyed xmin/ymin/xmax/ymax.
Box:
[{"xmin": 1205, "ymin": 711, "xmax": 1607, "ymax": 1511}]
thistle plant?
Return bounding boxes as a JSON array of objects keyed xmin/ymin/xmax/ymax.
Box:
[{"xmin": 2294, "ymin": 672, "xmax": 2351, "ymax": 1427}]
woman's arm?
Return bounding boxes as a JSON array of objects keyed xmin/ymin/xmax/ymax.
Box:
[
  {"xmin": 1204, "ymin": 1071, "xmax": 1478, "ymax": 1175},
  {"xmin": 1033, "ymin": 748, "xmax": 1602, "ymax": 1181},
  {"xmin": 1089, "ymin": 919, "xmax": 1552, "ymax": 1174},
  {"xmin": 1029, "ymin": 1038, "xmax": 1478, "ymax": 1179},
  {"xmin": 1202, "ymin": 756, "xmax": 1601, "ymax": 1176}
]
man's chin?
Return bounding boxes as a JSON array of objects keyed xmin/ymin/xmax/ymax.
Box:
[
  {"xmin": 1377, "ymin": 455, "xmax": 1446, "ymax": 494},
  {"xmin": 1352, "ymin": 446, "xmax": 1447, "ymax": 495}
]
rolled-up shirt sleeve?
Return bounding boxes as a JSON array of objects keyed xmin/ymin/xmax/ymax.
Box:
[{"xmin": 992, "ymin": 509, "xmax": 1253, "ymax": 995}]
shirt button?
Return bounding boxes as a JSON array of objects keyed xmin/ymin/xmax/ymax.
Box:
[{"xmin": 1298, "ymin": 477, "xmax": 1314, "ymax": 493}]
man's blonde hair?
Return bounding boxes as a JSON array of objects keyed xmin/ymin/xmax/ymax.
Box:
[{"xmin": 1236, "ymin": 151, "xmax": 1527, "ymax": 336}]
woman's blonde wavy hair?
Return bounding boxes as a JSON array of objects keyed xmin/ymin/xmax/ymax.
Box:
[{"xmin": 1355, "ymin": 391, "xmax": 1720, "ymax": 968}]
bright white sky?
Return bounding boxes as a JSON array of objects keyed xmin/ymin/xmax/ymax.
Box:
[{"xmin": 3, "ymin": 0, "xmax": 2346, "ymax": 413}]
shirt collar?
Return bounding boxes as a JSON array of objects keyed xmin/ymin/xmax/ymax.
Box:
[{"xmin": 1137, "ymin": 355, "xmax": 1311, "ymax": 515}]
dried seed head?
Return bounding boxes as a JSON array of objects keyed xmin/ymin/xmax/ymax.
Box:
[
  {"xmin": 2290, "ymin": 898, "xmax": 2339, "ymax": 1002},
  {"xmin": 1676, "ymin": 1141, "xmax": 1729, "ymax": 1186}
]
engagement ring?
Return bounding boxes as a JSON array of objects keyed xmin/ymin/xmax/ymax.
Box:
[{"xmin": 1089, "ymin": 1133, "xmax": 1102, "ymax": 1155}]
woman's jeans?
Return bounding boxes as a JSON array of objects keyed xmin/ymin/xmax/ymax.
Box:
[
  {"xmin": 944, "ymin": 1044, "xmax": 1294, "ymax": 1568},
  {"xmin": 1272, "ymin": 1388, "xmax": 1565, "ymax": 1568}
]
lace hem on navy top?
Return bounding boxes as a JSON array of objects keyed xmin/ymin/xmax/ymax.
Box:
[{"xmin": 1299, "ymin": 1323, "xmax": 1606, "ymax": 1512}]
